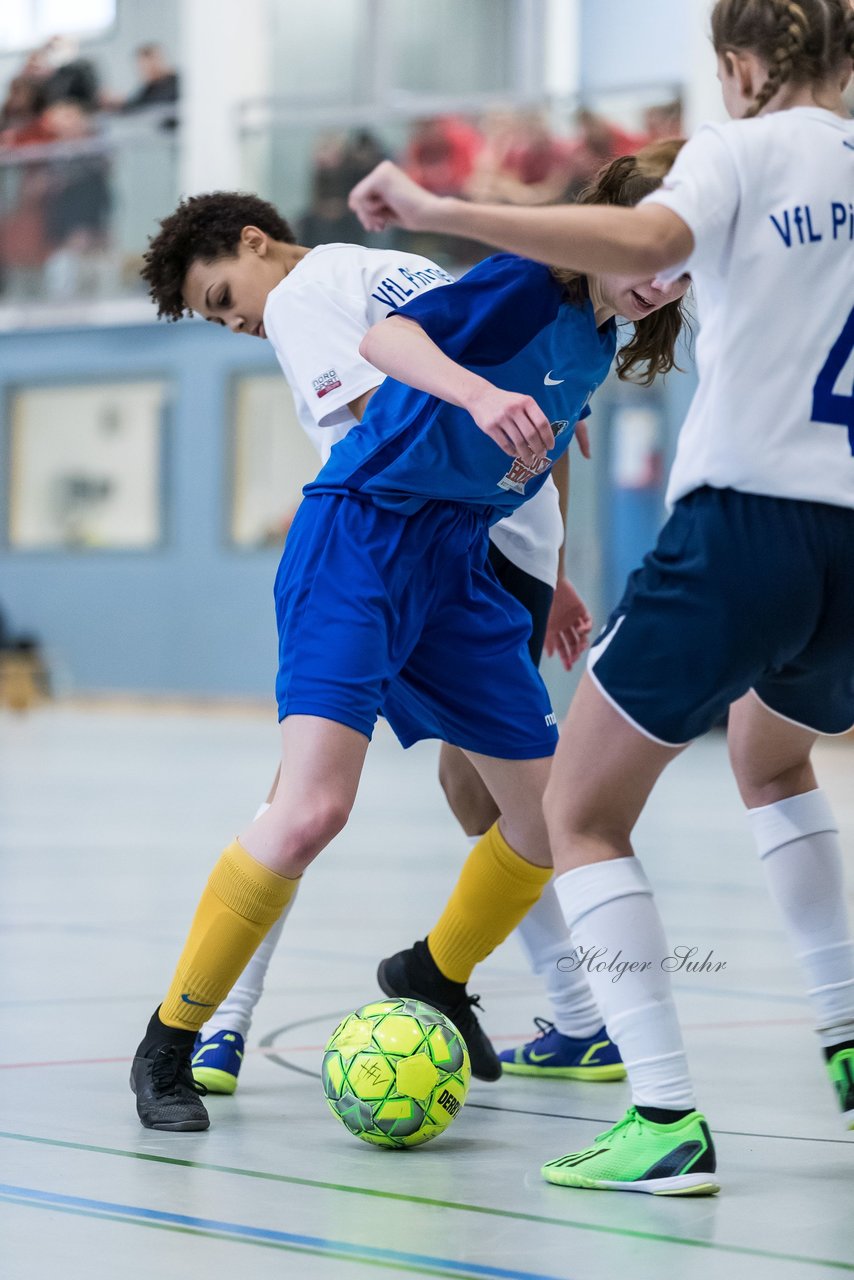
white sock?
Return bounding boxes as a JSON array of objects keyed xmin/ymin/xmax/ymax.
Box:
[
  {"xmin": 748, "ymin": 789, "xmax": 854, "ymax": 1047},
  {"xmin": 555, "ymin": 858, "xmax": 696, "ymax": 1110},
  {"xmin": 200, "ymin": 802, "xmax": 297, "ymax": 1042},
  {"xmin": 463, "ymin": 836, "xmax": 603, "ymax": 1038},
  {"xmin": 513, "ymin": 880, "xmax": 603, "ymax": 1038}
]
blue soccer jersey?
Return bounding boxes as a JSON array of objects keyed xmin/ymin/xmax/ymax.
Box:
[{"xmin": 306, "ymin": 254, "xmax": 617, "ymax": 520}]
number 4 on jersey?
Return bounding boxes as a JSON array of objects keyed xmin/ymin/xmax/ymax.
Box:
[{"xmin": 812, "ymin": 305, "xmax": 854, "ymax": 454}]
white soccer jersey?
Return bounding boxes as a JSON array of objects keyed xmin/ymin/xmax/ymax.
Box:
[
  {"xmin": 643, "ymin": 107, "xmax": 854, "ymax": 510},
  {"xmin": 263, "ymin": 242, "xmax": 565, "ymax": 586}
]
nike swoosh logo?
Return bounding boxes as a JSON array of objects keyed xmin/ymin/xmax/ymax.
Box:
[
  {"xmin": 181, "ymin": 994, "xmax": 215, "ymax": 1007},
  {"xmin": 529, "ymin": 1049, "xmax": 556, "ymax": 1063},
  {"xmin": 544, "ymin": 372, "xmax": 564, "ymax": 386},
  {"xmin": 579, "ymin": 1039, "xmax": 610, "ymax": 1065}
]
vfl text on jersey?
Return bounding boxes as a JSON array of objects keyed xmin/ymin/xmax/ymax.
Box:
[{"xmin": 770, "ymin": 201, "xmax": 854, "ymax": 247}]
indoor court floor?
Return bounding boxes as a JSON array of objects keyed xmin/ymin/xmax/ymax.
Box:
[{"xmin": 2, "ymin": 702, "xmax": 853, "ymax": 1280}]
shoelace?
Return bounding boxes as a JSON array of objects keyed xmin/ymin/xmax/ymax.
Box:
[
  {"xmin": 532, "ymin": 1016, "xmax": 556, "ymax": 1041},
  {"xmin": 150, "ymin": 1045, "xmax": 208, "ymax": 1098},
  {"xmin": 447, "ymin": 991, "xmax": 485, "ymax": 1025},
  {"xmin": 593, "ymin": 1107, "xmax": 640, "ymax": 1146}
]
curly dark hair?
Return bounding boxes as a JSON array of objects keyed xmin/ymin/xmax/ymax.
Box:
[
  {"xmin": 141, "ymin": 192, "xmax": 296, "ymax": 320},
  {"xmin": 551, "ymin": 138, "xmax": 691, "ymax": 386}
]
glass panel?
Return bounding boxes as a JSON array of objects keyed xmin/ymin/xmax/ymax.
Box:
[
  {"xmin": 8, "ymin": 380, "xmax": 164, "ymax": 549},
  {"xmin": 230, "ymin": 374, "xmax": 320, "ymax": 548},
  {"xmin": 268, "ymin": 0, "xmax": 368, "ymax": 104},
  {"xmin": 386, "ymin": 0, "xmax": 515, "ymax": 96},
  {"xmin": 0, "ymin": 111, "xmax": 179, "ymax": 304},
  {"xmin": 0, "ymin": 0, "xmax": 115, "ymax": 50},
  {"xmin": 241, "ymin": 119, "xmax": 489, "ymax": 275}
]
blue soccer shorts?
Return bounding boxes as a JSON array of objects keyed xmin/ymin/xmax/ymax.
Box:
[
  {"xmin": 588, "ymin": 486, "xmax": 854, "ymax": 745},
  {"xmin": 274, "ymin": 493, "xmax": 559, "ymax": 759}
]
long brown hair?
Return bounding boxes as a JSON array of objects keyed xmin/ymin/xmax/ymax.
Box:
[
  {"xmin": 551, "ymin": 138, "xmax": 689, "ymax": 386},
  {"xmin": 711, "ymin": 0, "xmax": 854, "ymax": 117}
]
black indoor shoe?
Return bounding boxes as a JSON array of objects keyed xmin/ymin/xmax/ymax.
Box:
[
  {"xmin": 378, "ymin": 940, "xmax": 502, "ymax": 1082},
  {"xmin": 130, "ymin": 1043, "xmax": 210, "ymax": 1131}
]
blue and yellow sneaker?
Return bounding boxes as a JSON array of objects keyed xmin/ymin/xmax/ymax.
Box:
[
  {"xmin": 827, "ymin": 1046, "xmax": 854, "ymax": 1128},
  {"xmin": 542, "ymin": 1106, "xmax": 720, "ymax": 1195},
  {"xmin": 191, "ymin": 1030, "xmax": 245, "ymax": 1095},
  {"xmin": 499, "ymin": 1018, "xmax": 626, "ymax": 1080}
]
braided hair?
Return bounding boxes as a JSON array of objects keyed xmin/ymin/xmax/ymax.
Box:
[
  {"xmin": 551, "ymin": 138, "xmax": 690, "ymax": 386},
  {"xmin": 711, "ymin": 0, "xmax": 854, "ymax": 117}
]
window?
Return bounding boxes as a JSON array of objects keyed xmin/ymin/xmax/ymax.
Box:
[
  {"xmin": 8, "ymin": 380, "xmax": 165, "ymax": 550},
  {"xmin": 0, "ymin": 0, "xmax": 115, "ymax": 52},
  {"xmin": 230, "ymin": 374, "xmax": 319, "ymax": 548}
]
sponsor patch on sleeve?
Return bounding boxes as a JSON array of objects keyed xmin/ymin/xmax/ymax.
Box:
[{"xmin": 312, "ymin": 369, "xmax": 343, "ymax": 398}]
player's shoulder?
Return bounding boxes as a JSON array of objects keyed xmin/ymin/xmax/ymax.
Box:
[
  {"xmin": 463, "ymin": 252, "xmax": 557, "ymax": 286},
  {"xmin": 262, "ymin": 244, "xmax": 372, "ymax": 331},
  {"xmin": 283, "ymin": 242, "xmax": 374, "ymax": 288},
  {"xmin": 698, "ymin": 107, "xmax": 853, "ymax": 153},
  {"xmin": 456, "ymin": 253, "xmax": 563, "ymax": 312}
]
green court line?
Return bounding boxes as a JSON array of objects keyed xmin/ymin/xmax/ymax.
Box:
[
  {"xmin": 0, "ymin": 1193, "xmax": 483, "ymax": 1280},
  {"xmin": 2, "ymin": 1129, "xmax": 852, "ymax": 1273}
]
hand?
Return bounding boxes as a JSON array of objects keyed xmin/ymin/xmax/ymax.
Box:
[
  {"xmin": 467, "ymin": 382, "xmax": 555, "ymax": 463},
  {"xmin": 544, "ymin": 577, "xmax": 593, "ymax": 670},
  {"xmin": 349, "ymin": 160, "xmax": 443, "ymax": 233},
  {"xmin": 574, "ymin": 420, "xmax": 591, "ymax": 459}
]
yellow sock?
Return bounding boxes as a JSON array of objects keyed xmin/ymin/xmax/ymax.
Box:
[
  {"xmin": 428, "ymin": 822, "xmax": 551, "ymax": 983},
  {"xmin": 160, "ymin": 840, "xmax": 298, "ymax": 1032}
]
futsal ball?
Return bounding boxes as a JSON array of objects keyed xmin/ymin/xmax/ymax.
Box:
[{"xmin": 321, "ymin": 998, "xmax": 470, "ymax": 1148}]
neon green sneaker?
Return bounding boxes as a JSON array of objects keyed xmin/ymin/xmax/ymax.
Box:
[
  {"xmin": 826, "ymin": 1047, "xmax": 854, "ymax": 1128},
  {"xmin": 542, "ymin": 1106, "xmax": 720, "ymax": 1196}
]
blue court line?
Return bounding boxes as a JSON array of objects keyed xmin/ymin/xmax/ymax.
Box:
[{"xmin": 0, "ymin": 1183, "xmax": 571, "ymax": 1280}]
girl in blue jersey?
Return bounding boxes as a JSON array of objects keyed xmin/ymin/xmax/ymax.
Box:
[
  {"xmin": 129, "ymin": 142, "xmax": 689, "ymax": 1133},
  {"xmin": 350, "ymin": 0, "xmax": 854, "ymax": 1196}
]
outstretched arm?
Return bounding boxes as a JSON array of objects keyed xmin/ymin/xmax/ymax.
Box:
[
  {"xmin": 360, "ymin": 315, "xmax": 555, "ymax": 462},
  {"xmin": 349, "ymin": 160, "xmax": 693, "ymax": 278}
]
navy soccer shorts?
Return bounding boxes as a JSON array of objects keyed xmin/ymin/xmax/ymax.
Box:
[
  {"xmin": 274, "ymin": 493, "xmax": 559, "ymax": 760},
  {"xmin": 589, "ymin": 486, "xmax": 854, "ymax": 745}
]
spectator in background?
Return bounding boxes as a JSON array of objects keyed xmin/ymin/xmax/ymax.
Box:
[
  {"xmin": 643, "ymin": 98, "xmax": 684, "ymax": 140},
  {"xmin": 562, "ymin": 108, "xmax": 647, "ymax": 199},
  {"xmin": 466, "ymin": 109, "xmax": 576, "ymax": 206},
  {"xmin": 298, "ymin": 129, "xmax": 387, "ymax": 245},
  {"xmin": 35, "ymin": 36, "xmax": 100, "ymax": 111},
  {"xmin": 0, "ymin": 75, "xmax": 50, "ymax": 143},
  {"xmin": 114, "ymin": 43, "xmax": 179, "ymax": 112},
  {"xmin": 100, "ymin": 43, "xmax": 179, "ymax": 131},
  {"xmin": 402, "ymin": 116, "xmax": 482, "ymax": 196},
  {"xmin": 398, "ymin": 116, "xmax": 484, "ymax": 266},
  {"xmin": 39, "ymin": 100, "xmax": 112, "ymax": 298},
  {"xmin": 122, "ymin": 43, "xmax": 179, "ymax": 111}
]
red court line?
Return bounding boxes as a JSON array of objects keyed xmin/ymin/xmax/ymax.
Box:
[{"xmin": 0, "ymin": 1017, "xmax": 813, "ymax": 1071}]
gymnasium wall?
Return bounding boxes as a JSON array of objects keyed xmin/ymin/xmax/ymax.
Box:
[{"xmin": 0, "ymin": 321, "xmax": 285, "ymax": 700}]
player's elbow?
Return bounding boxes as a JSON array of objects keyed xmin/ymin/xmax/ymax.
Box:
[{"xmin": 358, "ymin": 326, "xmax": 380, "ymax": 364}]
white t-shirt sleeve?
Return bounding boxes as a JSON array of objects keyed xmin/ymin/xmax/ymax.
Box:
[
  {"xmin": 264, "ymin": 281, "xmax": 383, "ymax": 430},
  {"xmin": 641, "ymin": 123, "xmax": 742, "ymax": 284}
]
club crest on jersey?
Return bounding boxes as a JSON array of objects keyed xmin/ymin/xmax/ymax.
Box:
[
  {"xmin": 497, "ymin": 421, "xmax": 569, "ymax": 495},
  {"xmin": 312, "ymin": 369, "xmax": 342, "ymax": 398}
]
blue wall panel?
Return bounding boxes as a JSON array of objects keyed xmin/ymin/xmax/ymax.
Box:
[{"xmin": 0, "ymin": 321, "xmax": 285, "ymax": 699}]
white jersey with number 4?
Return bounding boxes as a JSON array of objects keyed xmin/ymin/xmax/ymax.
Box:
[
  {"xmin": 263, "ymin": 243, "xmax": 565, "ymax": 586},
  {"xmin": 644, "ymin": 107, "xmax": 854, "ymax": 511}
]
